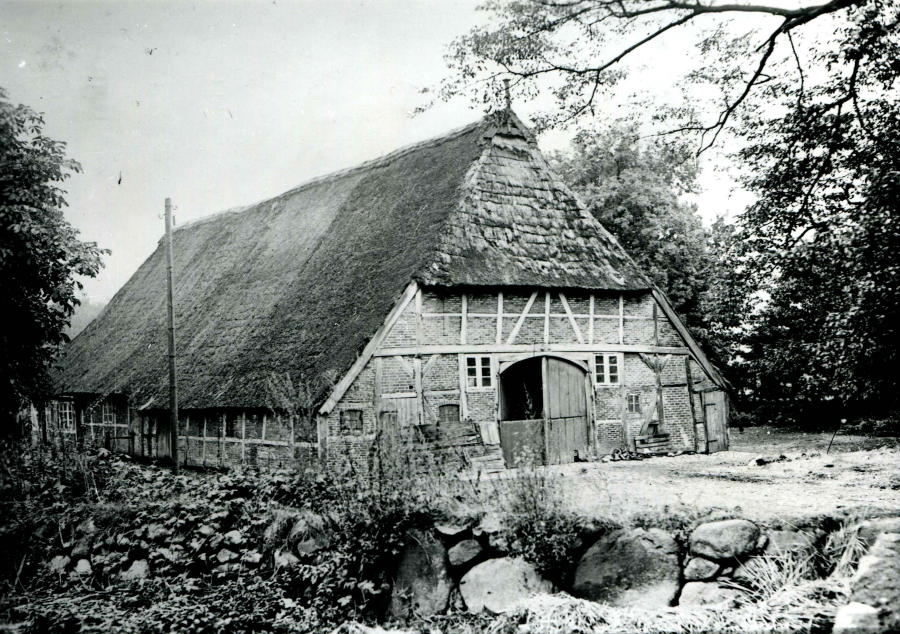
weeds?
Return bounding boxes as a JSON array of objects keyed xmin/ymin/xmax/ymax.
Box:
[
  {"xmin": 0, "ymin": 434, "xmax": 882, "ymax": 634},
  {"xmin": 823, "ymin": 520, "xmax": 868, "ymax": 578}
]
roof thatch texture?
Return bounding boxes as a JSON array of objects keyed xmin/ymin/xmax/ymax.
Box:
[{"xmin": 54, "ymin": 111, "xmax": 651, "ymax": 408}]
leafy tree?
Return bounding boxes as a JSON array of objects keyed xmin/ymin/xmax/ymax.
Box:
[
  {"xmin": 440, "ymin": 0, "xmax": 899, "ymax": 424},
  {"xmin": 551, "ymin": 125, "xmax": 710, "ymax": 326},
  {"xmin": 732, "ymin": 3, "xmax": 900, "ymax": 423},
  {"xmin": 0, "ymin": 88, "xmax": 107, "ymax": 433}
]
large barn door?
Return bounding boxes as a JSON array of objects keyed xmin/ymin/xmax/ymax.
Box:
[
  {"xmin": 702, "ymin": 390, "xmax": 729, "ymax": 452},
  {"xmin": 543, "ymin": 357, "xmax": 589, "ymax": 464},
  {"xmin": 499, "ymin": 356, "xmax": 590, "ymax": 468}
]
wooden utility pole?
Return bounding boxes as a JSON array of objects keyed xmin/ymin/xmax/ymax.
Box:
[{"xmin": 165, "ymin": 198, "xmax": 180, "ymax": 474}]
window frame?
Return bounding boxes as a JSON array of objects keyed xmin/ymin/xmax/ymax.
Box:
[
  {"xmin": 438, "ymin": 404, "xmax": 460, "ymax": 426},
  {"xmin": 594, "ymin": 353, "xmax": 623, "ymax": 387},
  {"xmin": 102, "ymin": 400, "xmax": 116, "ymax": 426},
  {"xmin": 465, "ymin": 355, "xmax": 494, "ymax": 391},
  {"xmin": 340, "ymin": 409, "xmax": 364, "ymax": 435},
  {"xmin": 627, "ymin": 392, "xmax": 642, "ymax": 414},
  {"xmin": 57, "ymin": 400, "xmax": 76, "ymax": 432}
]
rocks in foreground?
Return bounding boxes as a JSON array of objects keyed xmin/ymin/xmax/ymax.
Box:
[
  {"xmin": 459, "ymin": 557, "xmax": 551, "ymax": 614},
  {"xmin": 678, "ymin": 581, "xmax": 744, "ymax": 606},
  {"xmin": 690, "ymin": 519, "xmax": 761, "ymax": 560},
  {"xmin": 683, "ymin": 557, "xmax": 720, "ymax": 581},
  {"xmin": 833, "ymin": 532, "xmax": 900, "ymax": 634},
  {"xmin": 572, "ymin": 527, "xmax": 680, "ymax": 608},
  {"xmin": 389, "ymin": 529, "xmax": 453, "ymax": 619}
]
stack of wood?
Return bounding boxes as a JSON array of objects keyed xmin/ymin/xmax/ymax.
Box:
[{"xmin": 634, "ymin": 433, "xmax": 671, "ymax": 454}]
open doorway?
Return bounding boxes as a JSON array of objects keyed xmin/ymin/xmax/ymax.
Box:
[
  {"xmin": 499, "ymin": 356, "xmax": 590, "ymax": 468},
  {"xmin": 499, "ymin": 357, "xmax": 543, "ymax": 421}
]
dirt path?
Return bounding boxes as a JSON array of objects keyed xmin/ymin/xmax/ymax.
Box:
[{"xmin": 545, "ymin": 429, "xmax": 900, "ymax": 522}]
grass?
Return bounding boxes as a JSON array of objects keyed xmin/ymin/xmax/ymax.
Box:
[{"xmin": 3, "ymin": 435, "xmax": 880, "ymax": 634}]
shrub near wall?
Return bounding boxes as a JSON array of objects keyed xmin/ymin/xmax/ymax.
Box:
[{"xmin": 1, "ymin": 444, "xmax": 458, "ymax": 632}]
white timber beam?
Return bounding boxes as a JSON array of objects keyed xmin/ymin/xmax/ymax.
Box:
[{"xmin": 319, "ymin": 281, "xmax": 419, "ymax": 414}]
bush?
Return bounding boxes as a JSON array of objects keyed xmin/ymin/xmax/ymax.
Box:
[
  {"xmin": 0, "ymin": 440, "xmax": 464, "ymax": 631},
  {"xmin": 497, "ymin": 466, "xmax": 616, "ymax": 589}
]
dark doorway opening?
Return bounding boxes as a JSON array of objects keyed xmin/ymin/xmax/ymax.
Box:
[{"xmin": 500, "ymin": 357, "xmax": 543, "ymax": 421}]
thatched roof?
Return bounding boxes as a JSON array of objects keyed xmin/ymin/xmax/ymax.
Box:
[{"xmin": 53, "ymin": 111, "xmax": 652, "ymax": 409}]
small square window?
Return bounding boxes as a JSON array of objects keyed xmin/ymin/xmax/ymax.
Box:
[
  {"xmin": 627, "ymin": 393, "xmax": 641, "ymax": 414},
  {"xmin": 595, "ymin": 354, "xmax": 622, "ymax": 386},
  {"xmin": 340, "ymin": 409, "xmax": 364, "ymax": 434},
  {"xmin": 438, "ymin": 404, "xmax": 460, "ymax": 425},
  {"xmin": 466, "ymin": 356, "xmax": 492, "ymax": 389}
]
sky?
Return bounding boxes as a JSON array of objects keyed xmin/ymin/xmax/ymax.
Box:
[{"xmin": 1, "ymin": 0, "xmax": 762, "ymax": 304}]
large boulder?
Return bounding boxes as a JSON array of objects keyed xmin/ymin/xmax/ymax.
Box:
[
  {"xmin": 448, "ymin": 539, "xmax": 482, "ymax": 568},
  {"xmin": 843, "ymin": 532, "xmax": 900, "ymax": 632},
  {"xmin": 459, "ymin": 557, "xmax": 551, "ymax": 614},
  {"xmin": 764, "ymin": 530, "xmax": 816, "ymax": 556},
  {"xmin": 690, "ymin": 519, "xmax": 761, "ymax": 561},
  {"xmin": 856, "ymin": 518, "xmax": 900, "ymax": 549},
  {"xmin": 389, "ymin": 529, "xmax": 453, "ymax": 619},
  {"xmin": 683, "ymin": 557, "xmax": 720, "ymax": 581},
  {"xmin": 833, "ymin": 602, "xmax": 884, "ymax": 634},
  {"xmin": 572, "ymin": 528, "xmax": 680, "ymax": 608},
  {"xmin": 678, "ymin": 581, "xmax": 744, "ymax": 607}
]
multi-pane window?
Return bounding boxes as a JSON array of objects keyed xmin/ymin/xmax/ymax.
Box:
[
  {"xmin": 102, "ymin": 401, "xmax": 116, "ymax": 425},
  {"xmin": 340, "ymin": 409, "xmax": 364, "ymax": 434},
  {"xmin": 466, "ymin": 356, "xmax": 492, "ymax": 389},
  {"xmin": 594, "ymin": 354, "xmax": 621, "ymax": 385},
  {"xmin": 57, "ymin": 401, "xmax": 75, "ymax": 432},
  {"xmin": 627, "ymin": 393, "xmax": 641, "ymax": 413}
]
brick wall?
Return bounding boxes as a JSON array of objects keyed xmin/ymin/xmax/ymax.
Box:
[{"xmin": 322, "ymin": 287, "xmax": 713, "ymax": 469}]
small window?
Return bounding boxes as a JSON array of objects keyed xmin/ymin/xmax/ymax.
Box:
[
  {"xmin": 56, "ymin": 401, "xmax": 76, "ymax": 432},
  {"xmin": 340, "ymin": 409, "xmax": 364, "ymax": 434},
  {"xmin": 438, "ymin": 404, "xmax": 460, "ymax": 425},
  {"xmin": 102, "ymin": 401, "xmax": 116, "ymax": 425},
  {"xmin": 594, "ymin": 354, "xmax": 621, "ymax": 385},
  {"xmin": 627, "ymin": 393, "xmax": 641, "ymax": 414},
  {"xmin": 466, "ymin": 356, "xmax": 493, "ymax": 389}
]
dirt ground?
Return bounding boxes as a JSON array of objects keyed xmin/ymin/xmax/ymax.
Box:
[{"xmin": 541, "ymin": 426, "xmax": 900, "ymax": 522}]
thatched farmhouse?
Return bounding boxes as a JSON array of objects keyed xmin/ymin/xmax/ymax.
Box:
[{"xmin": 45, "ymin": 110, "xmax": 729, "ymax": 471}]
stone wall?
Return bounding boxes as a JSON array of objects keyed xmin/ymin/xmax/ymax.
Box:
[{"xmin": 345, "ymin": 513, "xmax": 899, "ymax": 621}]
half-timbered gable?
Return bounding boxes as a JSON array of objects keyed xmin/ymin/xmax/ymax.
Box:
[
  {"xmin": 48, "ymin": 109, "xmax": 728, "ymax": 470},
  {"xmin": 320, "ymin": 285, "xmax": 726, "ymax": 471}
]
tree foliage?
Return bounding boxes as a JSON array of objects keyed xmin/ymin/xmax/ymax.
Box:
[
  {"xmin": 733, "ymin": 3, "xmax": 900, "ymax": 422},
  {"xmin": 0, "ymin": 88, "xmax": 107, "ymax": 428},
  {"xmin": 551, "ymin": 125, "xmax": 710, "ymax": 325},
  {"xmin": 441, "ymin": 0, "xmax": 900, "ymax": 424}
]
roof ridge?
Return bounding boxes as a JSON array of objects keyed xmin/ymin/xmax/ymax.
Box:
[{"xmin": 174, "ymin": 118, "xmax": 486, "ymax": 234}]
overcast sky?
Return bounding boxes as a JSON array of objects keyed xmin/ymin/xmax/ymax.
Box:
[{"xmin": 1, "ymin": 0, "xmax": 759, "ymax": 304}]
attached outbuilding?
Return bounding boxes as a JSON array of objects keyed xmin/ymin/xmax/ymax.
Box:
[{"xmin": 46, "ymin": 110, "xmax": 729, "ymax": 470}]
